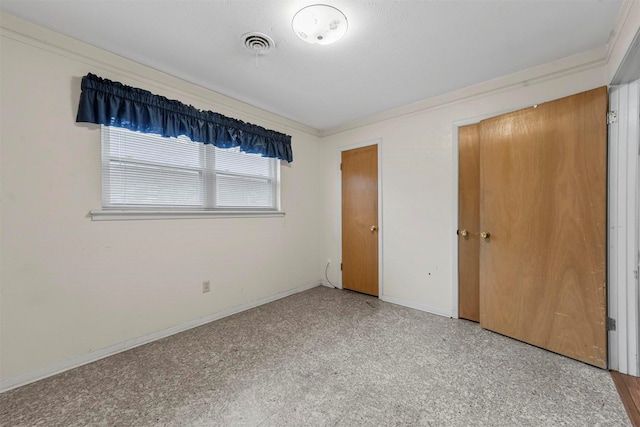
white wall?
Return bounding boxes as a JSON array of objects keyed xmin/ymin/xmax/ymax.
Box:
[
  {"xmin": 321, "ymin": 65, "xmax": 608, "ymax": 317},
  {"xmin": 0, "ymin": 15, "xmax": 323, "ymax": 387}
]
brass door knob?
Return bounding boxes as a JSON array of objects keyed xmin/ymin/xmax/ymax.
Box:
[
  {"xmin": 458, "ymin": 229, "xmax": 469, "ymax": 237},
  {"xmin": 370, "ymin": 225, "xmax": 378, "ymax": 232},
  {"xmin": 480, "ymin": 231, "xmax": 491, "ymax": 239}
]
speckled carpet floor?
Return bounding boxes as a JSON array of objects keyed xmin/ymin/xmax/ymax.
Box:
[{"xmin": 0, "ymin": 285, "xmax": 630, "ymax": 426}]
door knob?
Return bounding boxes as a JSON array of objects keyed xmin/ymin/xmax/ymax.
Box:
[
  {"xmin": 370, "ymin": 225, "xmax": 378, "ymax": 232},
  {"xmin": 480, "ymin": 231, "xmax": 491, "ymax": 239},
  {"xmin": 457, "ymin": 229, "xmax": 469, "ymax": 237}
]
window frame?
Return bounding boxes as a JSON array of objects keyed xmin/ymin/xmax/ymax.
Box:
[{"xmin": 90, "ymin": 126, "xmax": 284, "ymax": 221}]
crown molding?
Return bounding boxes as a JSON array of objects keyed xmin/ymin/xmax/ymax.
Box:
[
  {"xmin": 606, "ymin": 0, "xmax": 640, "ymax": 83},
  {"xmin": 320, "ymin": 46, "xmax": 607, "ymax": 137},
  {"xmin": 3, "ymin": 6, "xmax": 634, "ymax": 140},
  {"xmin": 0, "ymin": 12, "xmax": 321, "ymax": 138},
  {"xmin": 605, "ymin": 0, "xmax": 638, "ymax": 63}
]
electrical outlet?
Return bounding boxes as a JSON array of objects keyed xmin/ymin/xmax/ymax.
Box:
[{"xmin": 202, "ymin": 281, "xmax": 211, "ymax": 293}]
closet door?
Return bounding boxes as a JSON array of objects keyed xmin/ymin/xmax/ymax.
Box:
[
  {"xmin": 458, "ymin": 124, "xmax": 481, "ymax": 322},
  {"xmin": 479, "ymin": 87, "xmax": 608, "ymax": 368}
]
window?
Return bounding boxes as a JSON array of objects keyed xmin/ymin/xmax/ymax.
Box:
[{"xmin": 101, "ymin": 126, "xmax": 280, "ymax": 213}]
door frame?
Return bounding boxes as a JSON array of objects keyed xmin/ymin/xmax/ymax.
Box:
[
  {"xmin": 608, "ymin": 80, "xmax": 640, "ymax": 376},
  {"xmin": 608, "ymin": 26, "xmax": 640, "ymax": 375},
  {"xmin": 337, "ymin": 139, "xmax": 383, "ymax": 297}
]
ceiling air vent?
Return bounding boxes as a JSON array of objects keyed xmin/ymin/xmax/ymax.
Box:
[{"xmin": 242, "ymin": 32, "xmax": 274, "ymax": 55}]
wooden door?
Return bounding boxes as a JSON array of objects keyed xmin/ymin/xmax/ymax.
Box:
[
  {"xmin": 342, "ymin": 145, "xmax": 379, "ymax": 296},
  {"xmin": 458, "ymin": 124, "xmax": 481, "ymax": 322},
  {"xmin": 479, "ymin": 87, "xmax": 607, "ymax": 368}
]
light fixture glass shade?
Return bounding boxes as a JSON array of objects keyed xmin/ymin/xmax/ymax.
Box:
[{"xmin": 292, "ymin": 4, "xmax": 348, "ymax": 45}]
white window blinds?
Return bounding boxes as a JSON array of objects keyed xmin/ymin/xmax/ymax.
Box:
[{"xmin": 101, "ymin": 126, "xmax": 279, "ymax": 211}]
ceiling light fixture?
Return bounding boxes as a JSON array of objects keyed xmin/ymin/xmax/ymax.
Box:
[{"xmin": 292, "ymin": 4, "xmax": 348, "ymax": 45}]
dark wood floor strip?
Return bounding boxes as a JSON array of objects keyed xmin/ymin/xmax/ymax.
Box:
[
  {"xmin": 611, "ymin": 370, "xmax": 640, "ymax": 427},
  {"xmin": 624, "ymin": 374, "xmax": 640, "ymax": 413}
]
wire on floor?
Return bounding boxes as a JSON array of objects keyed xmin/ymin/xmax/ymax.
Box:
[{"xmin": 325, "ymin": 262, "xmax": 337, "ymax": 288}]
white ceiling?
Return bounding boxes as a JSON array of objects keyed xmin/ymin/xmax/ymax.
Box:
[{"xmin": 0, "ymin": 0, "xmax": 624, "ymax": 132}]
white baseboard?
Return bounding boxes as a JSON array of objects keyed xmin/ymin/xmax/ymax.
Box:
[
  {"xmin": 0, "ymin": 281, "xmax": 322, "ymax": 393},
  {"xmin": 380, "ymin": 294, "xmax": 453, "ymax": 318}
]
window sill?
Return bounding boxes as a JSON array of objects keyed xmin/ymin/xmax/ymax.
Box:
[{"xmin": 90, "ymin": 209, "xmax": 286, "ymax": 221}]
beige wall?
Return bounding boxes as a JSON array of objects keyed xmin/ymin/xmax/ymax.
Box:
[{"xmin": 0, "ymin": 17, "xmax": 324, "ymax": 384}]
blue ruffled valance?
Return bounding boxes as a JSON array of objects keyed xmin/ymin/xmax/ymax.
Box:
[{"xmin": 76, "ymin": 73, "xmax": 293, "ymax": 162}]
